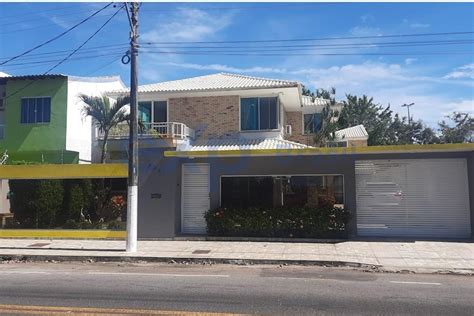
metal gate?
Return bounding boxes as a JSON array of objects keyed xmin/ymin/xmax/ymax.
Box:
[
  {"xmin": 181, "ymin": 163, "xmax": 210, "ymax": 234},
  {"xmin": 356, "ymin": 159, "xmax": 470, "ymax": 238}
]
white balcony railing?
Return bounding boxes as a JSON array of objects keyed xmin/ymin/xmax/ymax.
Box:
[{"xmin": 99, "ymin": 122, "xmax": 194, "ymax": 140}]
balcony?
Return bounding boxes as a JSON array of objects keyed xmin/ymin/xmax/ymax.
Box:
[{"xmin": 98, "ymin": 122, "xmax": 195, "ymax": 140}]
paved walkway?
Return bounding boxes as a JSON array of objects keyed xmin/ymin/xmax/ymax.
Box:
[{"xmin": 0, "ymin": 239, "xmax": 473, "ymax": 274}]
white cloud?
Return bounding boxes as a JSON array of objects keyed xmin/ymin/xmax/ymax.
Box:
[
  {"xmin": 360, "ymin": 14, "xmax": 375, "ymax": 23},
  {"xmin": 409, "ymin": 23, "xmax": 431, "ymax": 29},
  {"xmin": 142, "ymin": 8, "xmax": 234, "ymax": 43},
  {"xmin": 349, "ymin": 26, "xmax": 382, "ymax": 37},
  {"xmin": 291, "ymin": 61, "xmax": 472, "ymax": 126},
  {"xmin": 49, "ymin": 16, "xmax": 74, "ymax": 29},
  {"xmin": 404, "ymin": 58, "xmax": 417, "ymax": 65},
  {"xmin": 444, "ymin": 64, "xmax": 474, "ymax": 79},
  {"xmin": 162, "ymin": 62, "xmax": 288, "ymax": 74},
  {"xmin": 443, "ymin": 99, "xmax": 474, "ymax": 114}
]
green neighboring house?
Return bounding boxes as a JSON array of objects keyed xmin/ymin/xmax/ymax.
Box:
[
  {"xmin": 0, "ymin": 74, "xmax": 125, "ymax": 164},
  {"xmin": 0, "ymin": 73, "xmax": 125, "ymax": 217}
]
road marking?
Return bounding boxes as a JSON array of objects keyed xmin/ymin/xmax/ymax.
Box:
[
  {"xmin": 0, "ymin": 271, "xmax": 49, "ymax": 275},
  {"xmin": 0, "ymin": 304, "xmax": 246, "ymax": 315},
  {"xmin": 87, "ymin": 272, "xmax": 230, "ymax": 278},
  {"xmin": 389, "ymin": 281, "xmax": 441, "ymax": 286}
]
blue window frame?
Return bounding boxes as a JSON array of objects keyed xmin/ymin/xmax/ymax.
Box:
[
  {"xmin": 241, "ymin": 97, "xmax": 278, "ymax": 131},
  {"xmin": 20, "ymin": 97, "xmax": 51, "ymax": 124},
  {"xmin": 304, "ymin": 113, "xmax": 322, "ymax": 134}
]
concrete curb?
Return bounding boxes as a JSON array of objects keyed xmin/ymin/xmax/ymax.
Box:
[
  {"xmin": 1, "ymin": 254, "xmax": 473, "ymax": 275},
  {"xmin": 0, "ymin": 254, "xmax": 375, "ymax": 269}
]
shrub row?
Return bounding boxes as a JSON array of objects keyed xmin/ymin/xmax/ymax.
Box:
[
  {"xmin": 205, "ymin": 204, "xmax": 350, "ymax": 239},
  {"xmin": 7, "ymin": 179, "xmax": 126, "ymax": 229}
]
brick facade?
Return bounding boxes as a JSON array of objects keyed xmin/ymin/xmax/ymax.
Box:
[
  {"xmin": 285, "ymin": 111, "xmax": 314, "ymax": 145},
  {"xmin": 168, "ymin": 96, "xmax": 240, "ymax": 139}
]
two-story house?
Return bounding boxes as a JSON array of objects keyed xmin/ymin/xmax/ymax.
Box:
[
  {"xmin": 0, "ymin": 74, "xmax": 125, "ymax": 216},
  {"xmin": 101, "ymin": 73, "xmax": 385, "ymax": 237}
]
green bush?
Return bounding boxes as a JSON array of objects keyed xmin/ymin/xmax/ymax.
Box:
[
  {"xmin": 205, "ymin": 204, "xmax": 350, "ymax": 239},
  {"xmin": 9, "ymin": 179, "xmax": 64, "ymax": 228},
  {"xmin": 8, "ymin": 178, "xmax": 126, "ymax": 230}
]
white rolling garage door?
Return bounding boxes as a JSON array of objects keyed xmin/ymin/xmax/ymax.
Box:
[
  {"xmin": 181, "ymin": 163, "xmax": 210, "ymax": 234},
  {"xmin": 356, "ymin": 159, "xmax": 471, "ymax": 238}
]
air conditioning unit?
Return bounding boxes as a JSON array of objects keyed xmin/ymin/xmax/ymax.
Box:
[{"xmin": 285, "ymin": 124, "xmax": 292, "ymax": 136}]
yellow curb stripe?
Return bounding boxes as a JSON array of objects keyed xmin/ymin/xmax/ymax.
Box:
[
  {"xmin": 0, "ymin": 229, "xmax": 125, "ymax": 239},
  {"xmin": 0, "ymin": 163, "xmax": 128, "ymax": 180},
  {"xmin": 0, "ymin": 304, "xmax": 246, "ymax": 315},
  {"xmin": 164, "ymin": 143, "xmax": 474, "ymax": 158}
]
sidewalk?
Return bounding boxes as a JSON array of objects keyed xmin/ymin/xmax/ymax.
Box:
[{"xmin": 0, "ymin": 239, "xmax": 473, "ymax": 274}]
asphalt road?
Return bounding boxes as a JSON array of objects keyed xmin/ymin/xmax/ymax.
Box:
[{"xmin": 0, "ymin": 262, "xmax": 472, "ymax": 315}]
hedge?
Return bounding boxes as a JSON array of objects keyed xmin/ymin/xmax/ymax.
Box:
[
  {"xmin": 205, "ymin": 203, "xmax": 350, "ymax": 239},
  {"xmin": 7, "ymin": 179, "xmax": 127, "ymax": 229}
]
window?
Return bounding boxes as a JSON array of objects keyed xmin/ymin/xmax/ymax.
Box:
[
  {"xmin": 138, "ymin": 100, "xmax": 167, "ymax": 124},
  {"xmin": 138, "ymin": 101, "xmax": 152, "ymax": 123},
  {"xmin": 241, "ymin": 97, "xmax": 278, "ymax": 131},
  {"xmin": 20, "ymin": 97, "xmax": 51, "ymax": 124},
  {"xmin": 153, "ymin": 101, "xmax": 167, "ymax": 122},
  {"xmin": 304, "ymin": 113, "xmax": 322, "ymax": 134},
  {"xmin": 221, "ymin": 175, "xmax": 344, "ymax": 209}
]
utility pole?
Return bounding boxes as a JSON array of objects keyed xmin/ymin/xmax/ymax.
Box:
[
  {"xmin": 401, "ymin": 103, "xmax": 415, "ymax": 125},
  {"xmin": 126, "ymin": 2, "xmax": 139, "ymax": 253}
]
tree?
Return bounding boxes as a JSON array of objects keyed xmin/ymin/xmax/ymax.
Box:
[
  {"xmin": 80, "ymin": 94, "xmax": 130, "ymax": 163},
  {"xmin": 338, "ymin": 95, "xmax": 393, "ymax": 146},
  {"xmin": 302, "ymin": 87, "xmax": 339, "ymax": 146},
  {"xmin": 438, "ymin": 112, "xmax": 473, "ymax": 143}
]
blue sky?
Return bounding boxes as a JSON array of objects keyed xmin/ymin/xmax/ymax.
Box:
[{"xmin": 0, "ymin": 2, "xmax": 473, "ymax": 126}]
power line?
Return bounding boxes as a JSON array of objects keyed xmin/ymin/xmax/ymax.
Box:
[
  {"xmin": 1, "ymin": 52, "xmax": 125, "ymax": 67},
  {"xmin": 141, "ymin": 50, "xmax": 472, "ymax": 57},
  {"xmin": 141, "ymin": 39, "xmax": 474, "ymax": 49},
  {"xmin": 0, "ymin": 2, "xmax": 113, "ymax": 66},
  {"xmin": 142, "ymin": 31, "xmax": 474, "ymax": 44},
  {"xmin": 0, "ymin": 44, "xmax": 128, "ymax": 61},
  {"xmin": 4, "ymin": 4, "xmax": 123, "ymax": 100},
  {"xmin": 0, "ymin": 7, "xmax": 110, "ymax": 27}
]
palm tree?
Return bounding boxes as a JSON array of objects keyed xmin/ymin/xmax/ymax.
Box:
[{"xmin": 79, "ymin": 94, "xmax": 130, "ymax": 163}]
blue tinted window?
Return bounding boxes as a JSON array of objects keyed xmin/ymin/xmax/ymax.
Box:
[
  {"xmin": 241, "ymin": 97, "xmax": 278, "ymax": 131},
  {"xmin": 20, "ymin": 97, "xmax": 51, "ymax": 124},
  {"xmin": 240, "ymin": 98, "xmax": 258, "ymax": 130},
  {"xmin": 20, "ymin": 99, "xmax": 28, "ymax": 123},
  {"xmin": 304, "ymin": 113, "xmax": 322, "ymax": 134},
  {"xmin": 42, "ymin": 97, "xmax": 51, "ymax": 122}
]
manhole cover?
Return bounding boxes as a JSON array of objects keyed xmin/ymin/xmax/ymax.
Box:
[
  {"xmin": 192, "ymin": 249, "xmax": 211, "ymax": 254},
  {"xmin": 28, "ymin": 243, "xmax": 50, "ymax": 248}
]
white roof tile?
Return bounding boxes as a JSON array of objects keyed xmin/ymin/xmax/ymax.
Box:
[
  {"xmin": 183, "ymin": 138, "xmax": 311, "ymax": 152},
  {"xmin": 335, "ymin": 125, "xmax": 368, "ymax": 140},
  {"xmin": 301, "ymin": 95, "xmax": 330, "ymax": 107},
  {"xmin": 111, "ymin": 73, "xmax": 299, "ymax": 94}
]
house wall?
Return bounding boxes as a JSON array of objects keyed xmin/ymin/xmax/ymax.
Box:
[
  {"xmin": 168, "ymin": 96, "xmax": 240, "ymax": 140},
  {"xmin": 66, "ymin": 76, "xmax": 125, "ymax": 164},
  {"xmin": 347, "ymin": 139, "xmax": 368, "ymax": 147},
  {"xmin": 137, "ymin": 150, "xmax": 473, "ymax": 239},
  {"xmin": 285, "ymin": 111, "xmax": 309, "ymax": 144},
  {"xmin": 0, "ymin": 77, "xmax": 68, "ymax": 154}
]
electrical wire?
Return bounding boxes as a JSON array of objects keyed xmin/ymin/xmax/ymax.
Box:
[
  {"xmin": 0, "ymin": 2, "xmax": 113, "ymax": 66},
  {"xmin": 4, "ymin": 4, "xmax": 123, "ymax": 100},
  {"xmin": 142, "ymin": 31, "xmax": 474, "ymax": 44}
]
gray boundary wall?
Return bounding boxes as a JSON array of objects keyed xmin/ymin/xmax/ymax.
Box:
[{"xmin": 137, "ymin": 148, "xmax": 473, "ymax": 239}]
